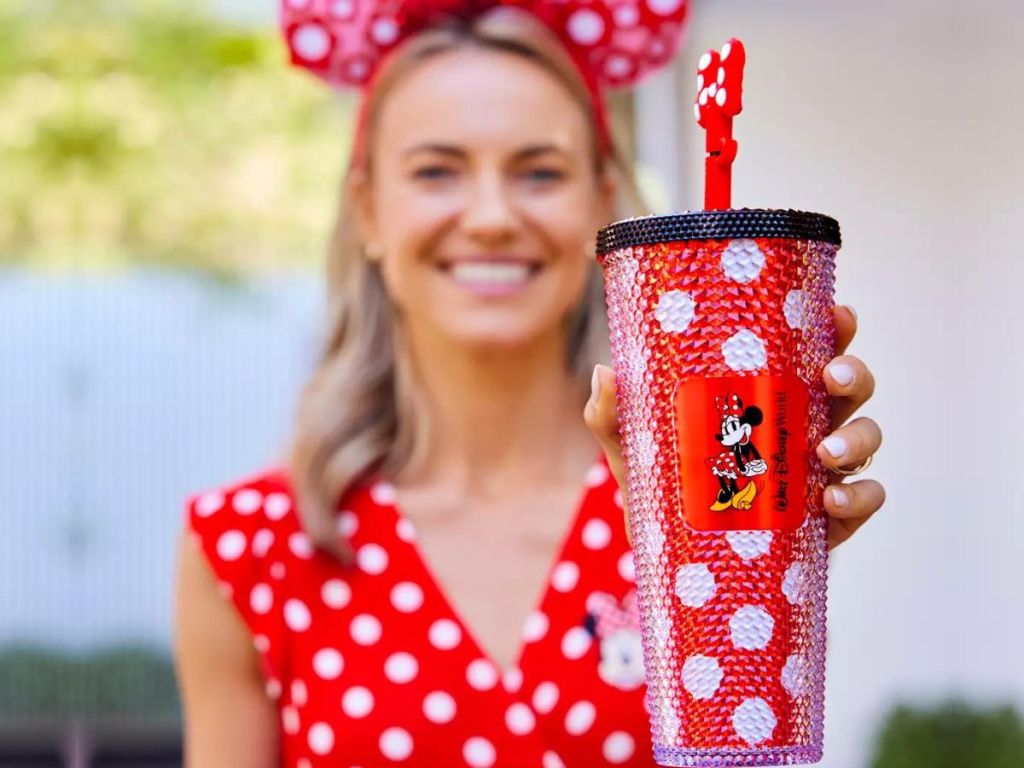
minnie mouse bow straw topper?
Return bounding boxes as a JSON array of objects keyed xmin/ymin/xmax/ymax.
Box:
[
  {"xmin": 595, "ymin": 39, "xmax": 842, "ymax": 766},
  {"xmin": 695, "ymin": 38, "xmax": 745, "ymax": 210}
]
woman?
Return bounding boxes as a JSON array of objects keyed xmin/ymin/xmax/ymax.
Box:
[{"xmin": 173, "ymin": 6, "xmax": 884, "ymax": 767}]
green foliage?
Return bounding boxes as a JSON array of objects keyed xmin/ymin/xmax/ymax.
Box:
[
  {"xmin": 0, "ymin": 645, "xmax": 180, "ymax": 720},
  {"xmin": 870, "ymin": 699, "xmax": 1024, "ymax": 768},
  {"xmin": 1, "ymin": 0, "xmax": 354, "ymax": 272}
]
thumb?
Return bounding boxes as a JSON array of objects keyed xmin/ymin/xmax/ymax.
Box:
[{"xmin": 583, "ymin": 364, "xmax": 632, "ymax": 542}]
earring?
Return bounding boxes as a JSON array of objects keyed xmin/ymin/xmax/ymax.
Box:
[{"xmin": 362, "ymin": 241, "xmax": 384, "ymax": 262}]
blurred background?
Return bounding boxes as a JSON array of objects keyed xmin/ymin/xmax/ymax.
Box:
[{"xmin": 2, "ymin": 0, "xmax": 1021, "ymax": 765}]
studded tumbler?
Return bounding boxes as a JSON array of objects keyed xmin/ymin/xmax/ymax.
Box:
[{"xmin": 596, "ymin": 209, "xmax": 841, "ymax": 766}]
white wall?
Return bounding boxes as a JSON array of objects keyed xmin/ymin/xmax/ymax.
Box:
[
  {"xmin": 633, "ymin": 0, "xmax": 1022, "ymax": 764},
  {"xmin": 0, "ymin": 272, "xmax": 322, "ymax": 649}
]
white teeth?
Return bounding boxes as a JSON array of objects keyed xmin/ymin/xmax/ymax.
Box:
[{"xmin": 449, "ymin": 262, "xmax": 532, "ymax": 285}]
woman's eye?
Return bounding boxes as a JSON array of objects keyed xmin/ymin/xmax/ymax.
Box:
[
  {"xmin": 413, "ymin": 166, "xmax": 454, "ymax": 180},
  {"xmin": 523, "ymin": 167, "xmax": 565, "ymax": 182}
]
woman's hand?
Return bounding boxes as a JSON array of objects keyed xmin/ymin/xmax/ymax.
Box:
[
  {"xmin": 584, "ymin": 304, "xmax": 884, "ymax": 551},
  {"xmin": 814, "ymin": 305, "xmax": 885, "ymax": 548}
]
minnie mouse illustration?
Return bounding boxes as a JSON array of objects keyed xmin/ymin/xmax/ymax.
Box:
[{"xmin": 704, "ymin": 392, "xmax": 769, "ymax": 511}]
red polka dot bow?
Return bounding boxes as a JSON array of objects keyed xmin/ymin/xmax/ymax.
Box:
[
  {"xmin": 586, "ymin": 590, "xmax": 640, "ymax": 636},
  {"xmin": 714, "ymin": 393, "xmax": 743, "ymax": 418},
  {"xmin": 280, "ymin": 0, "xmax": 689, "ymax": 90}
]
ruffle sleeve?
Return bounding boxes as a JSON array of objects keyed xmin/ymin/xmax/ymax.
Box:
[{"xmin": 183, "ymin": 469, "xmax": 294, "ymax": 696}]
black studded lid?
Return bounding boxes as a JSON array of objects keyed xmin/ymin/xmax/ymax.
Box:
[{"xmin": 596, "ymin": 208, "xmax": 841, "ymax": 256}]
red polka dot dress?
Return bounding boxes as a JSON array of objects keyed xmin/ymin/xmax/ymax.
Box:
[{"xmin": 184, "ymin": 452, "xmax": 659, "ymax": 767}]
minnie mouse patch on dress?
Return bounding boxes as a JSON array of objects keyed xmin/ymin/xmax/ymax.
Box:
[{"xmin": 584, "ymin": 590, "xmax": 644, "ymax": 691}]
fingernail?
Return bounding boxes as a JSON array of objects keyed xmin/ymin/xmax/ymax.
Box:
[
  {"xmin": 827, "ymin": 362, "xmax": 855, "ymax": 386},
  {"xmin": 590, "ymin": 366, "xmax": 601, "ymax": 403},
  {"xmin": 831, "ymin": 487, "xmax": 848, "ymax": 507},
  {"xmin": 821, "ymin": 435, "xmax": 847, "ymax": 458},
  {"xmin": 845, "ymin": 304, "xmax": 857, "ymax": 322}
]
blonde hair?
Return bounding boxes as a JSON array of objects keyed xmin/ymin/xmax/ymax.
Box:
[{"xmin": 287, "ymin": 7, "xmax": 649, "ymax": 559}]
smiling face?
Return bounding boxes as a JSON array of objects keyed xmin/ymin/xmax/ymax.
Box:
[
  {"xmin": 719, "ymin": 416, "xmax": 751, "ymax": 447},
  {"xmin": 355, "ymin": 44, "xmax": 614, "ymax": 352}
]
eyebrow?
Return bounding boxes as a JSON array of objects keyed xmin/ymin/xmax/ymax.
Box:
[{"xmin": 401, "ymin": 143, "xmax": 568, "ymax": 160}]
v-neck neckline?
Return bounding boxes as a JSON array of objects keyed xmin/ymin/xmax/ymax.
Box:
[{"xmin": 383, "ymin": 449, "xmax": 609, "ymax": 683}]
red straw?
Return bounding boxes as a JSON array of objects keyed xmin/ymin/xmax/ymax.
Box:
[{"xmin": 694, "ymin": 38, "xmax": 746, "ymax": 210}]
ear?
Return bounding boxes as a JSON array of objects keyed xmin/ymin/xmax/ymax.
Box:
[
  {"xmin": 347, "ymin": 166, "xmax": 379, "ymax": 243},
  {"xmin": 743, "ymin": 406, "xmax": 764, "ymax": 427}
]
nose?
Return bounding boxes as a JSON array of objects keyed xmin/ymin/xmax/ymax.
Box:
[{"xmin": 460, "ymin": 172, "xmax": 518, "ymax": 243}]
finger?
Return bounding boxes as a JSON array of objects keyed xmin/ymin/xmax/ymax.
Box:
[
  {"xmin": 833, "ymin": 304, "xmax": 857, "ymax": 356},
  {"xmin": 824, "ymin": 479, "xmax": 886, "ymax": 550},
  {"xmin": 583, "ymin": 364, "xmax": 632, "ymax": 544},
  {"xmin": 823, "ymin": 354, "xmax": 876, "ymax": 430},
  {"xmin": 817, "ymin": 416, "xmax": 882, "ymax": 474}
]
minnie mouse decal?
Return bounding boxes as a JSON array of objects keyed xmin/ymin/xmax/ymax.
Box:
[
  {"xmin": 584, "ymin": 590, "xmax": 645, "ymax": 691},
  {"xmin": 705, "ymin": 392, "xmax": 768, "ymax": 511}
]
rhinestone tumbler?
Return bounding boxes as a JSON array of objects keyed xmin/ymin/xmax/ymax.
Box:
[{"xmin": 596, "ymin": 209, "xmax": 841, "ymax": 766}]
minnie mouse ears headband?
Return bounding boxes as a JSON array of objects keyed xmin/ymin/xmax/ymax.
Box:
[
  {"xmin": 280, "ymin": 0, "xmax": 690, "ymax": 156},
  {"xmin": 281, "ymin": 0, "xmax": 689, "ymax": 89}
]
